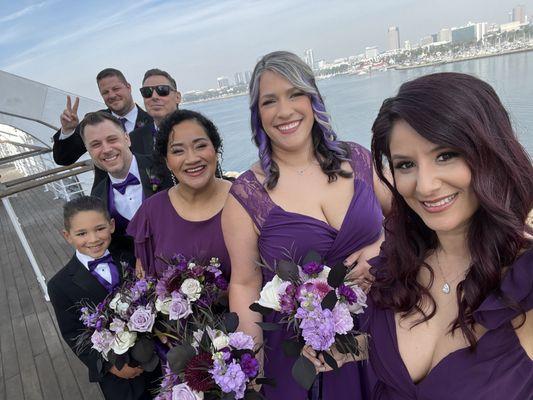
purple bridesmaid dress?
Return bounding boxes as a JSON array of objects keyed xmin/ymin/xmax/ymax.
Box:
[
  {"xmin": 230, "ymin": 142, "xmax": 384, "ymax": 399},
  {"xmin": 127, "ymin": 190, "xmax": 231, "ymax": 279},
  {"xmin": 363, "ymin": 249, "xmax": 533, "ymax": 399}
]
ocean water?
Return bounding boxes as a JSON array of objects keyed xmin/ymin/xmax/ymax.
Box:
[{"xmin": 188, "ymin": 51, "xmax": 533, "ymax": 172}]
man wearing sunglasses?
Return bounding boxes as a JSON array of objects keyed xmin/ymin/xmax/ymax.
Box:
[
  {"xmin": 129, "ymin": 69, "xmax": 181, "ymax": 155},
  {"xmin": 52, "ymin": 68, "xmax": 153, "ymax": 187}
]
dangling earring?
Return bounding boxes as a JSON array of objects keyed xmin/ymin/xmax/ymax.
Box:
[{"xmin": 169, "ymin": 169, "xmax": 177, "ymax": 186}]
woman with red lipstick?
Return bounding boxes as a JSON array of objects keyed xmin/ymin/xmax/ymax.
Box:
[
  {"xmin": 351, "ymin": 72, "xmax": 532, "ymax": 399},
  {"xmin": 222, "ymin": 51, "xmax": 391, "ymax": 399},
  {"xmin": 127, "ymin": 109, "xmax": 231, "ymax": 281}
]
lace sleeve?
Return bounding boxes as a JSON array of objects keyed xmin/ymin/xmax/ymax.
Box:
[
  {"xmin": 346, "ymin": 141, "xmax": 373, "ymax": 185},
  {"xmin": 229, "ymin": 170, "xmax": 276, "ymax": 230}
]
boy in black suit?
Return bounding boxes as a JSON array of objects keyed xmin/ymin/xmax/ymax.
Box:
[{"xmin": 48, "ymin": 196, "xmax": 158, "ymax": 399}]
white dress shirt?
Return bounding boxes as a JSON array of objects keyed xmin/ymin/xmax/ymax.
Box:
[
  {"xmin": 76, "ymin": 249, "xmax": 112, "ymax": 284},
  {"xmin": 59, "ymin": 105, "xmax": 138, "ymax": 139},
  {"xmin": 109, "ymin": 156, "xmax": 143, "ymax": 220}
]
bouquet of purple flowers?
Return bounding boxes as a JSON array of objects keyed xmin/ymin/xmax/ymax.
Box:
[
  {"xmin": 77, "ymin": 272, "xmax": 160, "ymax": 374},
  {"xmin": 155, "ymin": 312, "xmax": 271, "ymax": 400},
  {"xmin": 154, "ymin": 255, "xmax": 228, "ymax": 329},
  {"xmin": 250, "ymin": 251, "xmax": 367, "ymax": 390}
]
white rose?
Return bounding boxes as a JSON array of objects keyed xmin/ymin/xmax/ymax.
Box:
[
  {"xmin": 155, "ymin": 297, "xmax": 173, "ymax": 315},
  {"xmin": 111, "ymin": 330, "xmax": 137, "ymax": 355},
  {"xmin": 172, "ymin": 383, "xmax": 204, "ymax": 400},
  {"xmin": 209, "ymin": 329, "xmax": 230, "ymax": 351},
  {"xmin": 109, "ymin": 293, "xmax": 130, "ymax": 316},
  {"xmin": 180, "ymin": 278, "xmax": 202, "ymax": 302},
  {"xmin": 257, "ymin": 275, "xmax": 288, "ymax": 311}
]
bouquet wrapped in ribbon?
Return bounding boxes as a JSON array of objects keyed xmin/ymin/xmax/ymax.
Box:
[
  {"xmin": 156, "ymin": 312, "xmax": 272, "ymax": 400},
  {"xmin": 77, "ymin": 272, "xmax": 160, "ymax": 374},
  {"xmin": 250, "ymin": 251, "xmax": 367, "ymax": 390}
]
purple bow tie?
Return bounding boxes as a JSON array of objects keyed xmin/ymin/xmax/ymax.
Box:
[
  {"xmin": 112, "ymin": 173, "xmax": 140, "ymax": 195},
  {"xmin": 87, "ymin": 254, "xmax": 120, "ymax": 293}
]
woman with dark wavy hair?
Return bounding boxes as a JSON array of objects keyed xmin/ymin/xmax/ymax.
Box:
[
  {"xmin": 222, "ymin": 51, "xmax": 391, "ymax": 399},
  {"xmin": 355, "ymin": 72, "xmax": 532, "ymax": 399},
  {"xmin": 127, "ymin": 109, "xmax": 231, "ymax": 280}
]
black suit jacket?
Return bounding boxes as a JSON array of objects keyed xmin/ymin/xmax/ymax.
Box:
[
  {"xmin": 129, "ymin": 124, "xmax": 156, "ymax": 157},
  {"xmin": 91, "ymin": 153, "xmax": 172, "ymax": 256},
  {"xmin": 53, "ymin": 105, "xmax": 153, "ymax": 189},
  {"xmin": 47, "ymin": 253, "xmax": 157, "ymax": 400}
]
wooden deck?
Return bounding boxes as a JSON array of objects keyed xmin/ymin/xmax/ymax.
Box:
[{"xmin": 0, "ymin": 187, "xmax": 104, "ymax": 400}]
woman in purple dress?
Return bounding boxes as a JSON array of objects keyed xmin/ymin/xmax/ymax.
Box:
[
  {"xmin": 222, "ymin": 51, "xmax": 391, "ymax": 399},
  {"xmin": 317, "ymin": 73, "xmax": 532, "ymax": 399},
  {"xmin": 127, "ymin": 109, "xmax": 231, "ymax": 279}
]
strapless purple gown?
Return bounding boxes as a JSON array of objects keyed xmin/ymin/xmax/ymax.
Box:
[
  {"xmin": 127, "ymin": 189, "xmax": 231, "ymax": 279},
  {"xmin": 230, "ymin": 142, "xmax": 383, "ymax": 399},
  {"xmin": 363, "ymin": 249, "xmax": 533, "ymax": 399}
]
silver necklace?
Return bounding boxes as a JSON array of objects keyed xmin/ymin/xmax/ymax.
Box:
[
  {"xmin": 295, "ymin": 162, "xmax": 315, "ymax": 175},
  {"xmin": 434, "ymin": 253, "xmax": 466, "ymax": 294}
]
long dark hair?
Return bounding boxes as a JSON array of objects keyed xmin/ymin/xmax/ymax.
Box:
[
  {"xmin": 249, "ymin": 51, "xmax": 351, "ymax": 189},
  {"xmin": 371, "ymin": 72, "xmax": 533, "ymax": 347},
  {"xmin": 155, "ymin": 109, "xmax": 225, "ymax": 179}
]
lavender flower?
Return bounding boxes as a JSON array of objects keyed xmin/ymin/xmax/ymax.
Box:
[
  {"xmin": 332, "ymin": 302, "xmax": 354, "ymax": 334},
  {"xmin": 171, "ymin": 383, "xmax": 203, "ymax": 400},
  {"xmin": 298, "ymin": 306, "xmax": 336, "ymax": 351},
  {"xmin": 337, "ymin": 284, "xmax": 357, "ymax": 304},
  {"xmin": 127, "ymin": 305, "xmax": 155, "ymax": 333},
  {"xmin": 109, "ymin": 318, "xmax": 126, "ymax": 333},
  {"xmin": 131, "ymin": 279, "xmax": 149, "ymax": 301},
  {"xmin": 214, "ymin": 275, "xmax": 228, "ymax": 290},
  {"xmin": 228, "ymin": 332, "xmax": 254, "ymax": 350},
  {"xmin": 90, "ymin": 329, "xmax": 114, "ymax": 355},
  {"xmin": 168, "ymin": 292, "xmax": 192, "ymax": 321},
  {"xmin": 302, "ymin": 261, "xmax": 324, "ymax": 276},
  {"xmin": 210, "ymin": 359, "xmax": 247, "ymax": 399},
  {"xmin": 239, "ymin": 353, "xmax": 259, "ymax": 378}
]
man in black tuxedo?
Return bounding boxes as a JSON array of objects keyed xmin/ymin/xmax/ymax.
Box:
[
  {"xmin": 129, "ymin": 68, "xmax": 181, "ymax": 155},
  {"xmin": 78, "ymin": 111, "xmax": 171, "ymax": 255},
  {"xmin": 48, "ymin": 196, "xmax": 159, "ymax": 399},
  {"xmin": 53, "ymin": 68, "xmax": 153, "ymax": 186}
]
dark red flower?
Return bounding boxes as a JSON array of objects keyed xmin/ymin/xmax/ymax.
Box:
[{"xmin": 184, "ymin": 352, "xmax": 215, "ymax": 392}]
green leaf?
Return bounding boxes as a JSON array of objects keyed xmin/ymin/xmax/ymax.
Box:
[
  {"xmin": 223, "ymin": 312, "xmax": 239, "ymax": 333},
  {"xmin": 276, "ymin": 260, "xmax": 299, "ymax": 282},
  {"xmin": 142, "ymin": 354, "xmax": 160, "ymax": 372},
  {"xmin": 282, "ymin": 339, "xmax": 304, "ymax": 357},
  {"xmin": 321, "ymin": 290, "xmax": 338, "ymax": 311},
  {"xmin": 291, "ymin": 355, "xmax": 317, "ymax": 390},
  {"xmin": 327, "ymin": 262, "xmax": 347, "ymax": 288},
  {"xmin": 249, "ymin": 302, "xmax": 273, "ymax": 316},
  {"xmin": 130, "ymin": 336, "xmax": 155, "ymax": 363},
  {"xmin": 302, "ymin": 250, "xmax": 322, "ymax": 265},
  {"xmin": 321, "ymin": 350, "xmax": 339, "ymax": 370},
  {"xmin": 254, "ymin": 377, "xmax": 276, "ymax": 387},
  {"xmin": 167, "ymin": 343, "xmax": 196, "ymax": 374},
  {"xmin": 243, "ymin": 391, "xmax": 266, "ymax": 400}
]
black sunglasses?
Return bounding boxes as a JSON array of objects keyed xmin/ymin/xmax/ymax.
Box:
[{"xmin": 139, "ymin": 85, "xmax": 174, "ymax": 98}]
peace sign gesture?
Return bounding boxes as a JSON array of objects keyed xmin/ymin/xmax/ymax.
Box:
[{"xmin": 60, "ymin": 95, "xmax": 80, "ymax": 132}]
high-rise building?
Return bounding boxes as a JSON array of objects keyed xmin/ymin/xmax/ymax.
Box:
[
  {"xmin": 404, "ymin": 40, "xmax": 411, "ymax": 51},
  {"xmin": 388, "ymin": 26, "xmax": 400, "ymax": 51},
  {"xmin": 304, "ymin": 49, "xmax": 315, "ymax": 69},
  {"xmin": 475, "ymin": 22, "xmax": 487, "ymax": 41},
  {"xmin": 451, "ymin": 24, "xmax": 476, "ymax": 44},
  {"xmin": 419, "ymin": 35, "xmax": 434, "ymax": 47},
  {"xmin": 365, "ymin": 46, "xmax": 379, "ymax": 59},
  {"xmin": 438, "ymin": 28, "xmax": 452, "ymax": 42},
  {"xmin": 234, "ymin": 72, "xmax": 245, "ymax": 86},
  {"xmin": 217, "ymin": 76, "xmax": 230, "ymax": 89},
  {"xmin": 244, "ymin": 71, "xmax": 252, "ymax": 85},
  {"xmin": 513, "ymin": 5, "xmax": 526, "ymax": 23}
]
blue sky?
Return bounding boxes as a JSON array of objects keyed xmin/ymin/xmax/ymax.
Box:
[{"xmin": 0, "ymin": 0, "xmax": 524, "ymax": 100}]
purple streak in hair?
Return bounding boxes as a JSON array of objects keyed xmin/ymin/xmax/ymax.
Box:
[
  {"xmin": 309, "ymin": 94, "xmax": 349, "ymax": 159},
  {"xmin": 251, "ymin": 105, "xmax": 273, "ymax": 179}
]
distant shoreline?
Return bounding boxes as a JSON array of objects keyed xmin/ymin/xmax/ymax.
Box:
[
  {"xmin": 394, "ymin": 47, "xmax": 533, "ymax": 70},
  {"xmin": 183, "ymin": 47, "xmax": 533, "ymax": 105}
]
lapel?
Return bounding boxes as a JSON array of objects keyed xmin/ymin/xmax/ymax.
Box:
[
  {"xmin": 68, "ymin": 256, "xmax": 109, "ymax": 304},
  {"xmin": 91, "ymin": 176, "xmax": 110, "ymax": 209},
  {"xmin": 134, "ymin": 105, "xmax": 153, "ymax": 129},
  {"xmin": 136, "ymin": 153, "xmax": 156, "ymax": 197}
]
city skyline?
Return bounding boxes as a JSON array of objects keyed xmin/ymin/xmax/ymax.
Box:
[{"xmin": 0, "ymin": 0, "xmax": 527, "ymax": 103}]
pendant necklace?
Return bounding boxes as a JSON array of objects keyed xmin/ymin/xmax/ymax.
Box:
[
  {"xmin": 293, "ymin": 160, "xmax": 318, "ymax": 175},
  {"xmin": 434, "ymin": 253, "xmax": 466, "ymax": 294}
]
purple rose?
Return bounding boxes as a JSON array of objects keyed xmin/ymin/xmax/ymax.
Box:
[
  {"xmin": 228, "ymin": 331, "xmax": 255, "ymax": 350},
  {"xmin": 302, "ymin": 261, "xmax": 324, "ymax": 276},
  {"xmin": 90, "ymin": 329, "xmax": 114, "ymax": 355},
  {"xmin": 171, "ymin": 383, "xmax": 202, "ymax": 400},
  {"xmin": 239, "ymin": 353, "xmax": 259, "ymax": 378},
  {"xmin": 127, "ymin": 305, "xmax": 155, "ymax": 332},
  {"xmin": 169, "ymin": 293, "xmax": 192, "ymax": 321}
]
